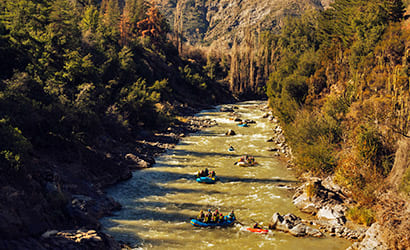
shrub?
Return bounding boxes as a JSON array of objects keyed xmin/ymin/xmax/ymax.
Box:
[
  {"xmin": 0, "ymin": 119, "xmax": 32, "ymax": 172},
  {"xmin": 305, "ymin": 181, "xmax": 320, "ymax": 198},
  {"xmin": 399, "ymin": 166, "xmax": 410, "ymax": 196},
  {"xmin": 346, "ymin": 206, "xmax": 375, "ymax": 226},
  {"xmin": 286, "ymin": 110, "xmax": 339, "ymax": 176}
]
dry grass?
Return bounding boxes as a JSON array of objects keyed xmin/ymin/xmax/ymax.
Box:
[
  {"xmin": 375, "ymin": 137, "xmax": 410, "ymax": 250},
  {"xmin": 376, "ymin": 190, "xmax": 410, "ymax": 250}
]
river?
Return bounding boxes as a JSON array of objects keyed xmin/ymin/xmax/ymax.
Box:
[{"xmin": 100, "ymin": 101, "xmax": 351, "ymax": 249}]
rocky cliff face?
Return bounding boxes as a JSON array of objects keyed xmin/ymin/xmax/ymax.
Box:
[{"xmin": 158, "ymin": 0, "xmax": 332, "ymax": 47}]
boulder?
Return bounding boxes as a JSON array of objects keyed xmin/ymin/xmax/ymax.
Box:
[
  {"xmin": 220, "ymin": 107, "xmax": 234, "ymax": 112},
  {"xmin": 317, "ymin": 205, "xmax": 346, "ymax": 225},
  {"xmin": 124, "ymin": 153, "xmax": 151, "ymax": 169},
  {"xmin": 270, "ymin": 212, "xmax": 284, "ymax": 229},
  {"xmin": 270, "ymin": 212, "xmax": 323, "ymax": 238},
  {"xmin": 41, "ymin": 230, "xmax": 58, "ymax": 238},
  {"xmin": 293, "ymin": 193, "xmax": 319, "ymax": 214},
  {"xmin": 244, "ymin": 119, "xmax": 256, "ymax": 124},
  {"xmin": 305, "ymin": 226, "xmax": 323, "ymax": 237},
  {"xmin": 234, "ymin": 117, "xmax": 242, "ymax": 122},
  {"xmin": 225, "ymin": 129, "xmax": 236, "ymax": 136},
  {"xmin": 289, "ymin": 223, "xmax": 307, "ymax": 237}
]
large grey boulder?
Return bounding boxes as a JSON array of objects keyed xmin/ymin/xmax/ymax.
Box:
[
  {"xmin": 289, "ymin": 223, "xmax": 307, "ymax": 237},
  {"xmin": 293, "ymin": 192, "xmax": 319, "ymax": 214},
  {"xmin": 270, "ymin": 212, "xmax": 323, "ymax": 238}
]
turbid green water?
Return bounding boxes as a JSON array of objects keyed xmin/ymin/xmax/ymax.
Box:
[{"xmin": 101, "ymin": 101, "xmax": 351, "ymax": 249}]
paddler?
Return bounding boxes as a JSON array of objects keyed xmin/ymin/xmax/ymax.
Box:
[
  {"xmin": 253, "ymin": 222, "xmax": 262, "ymax": 229},
  {"xmin": 197, "ymin": 210, "xmax": 205, "ymax": 221}
]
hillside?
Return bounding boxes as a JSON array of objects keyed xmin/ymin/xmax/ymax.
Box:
[
  {"xmin": 0, "ymin": 0, "xmax": 232, "ymax": 248},
  {"xmin": 158, "ymin": 0, "xmax": 332, "ymax": 47}
]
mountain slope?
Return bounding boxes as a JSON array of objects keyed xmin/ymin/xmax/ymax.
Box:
[{"xmin": 158, "ymin": 0, "xmax": 332, "ymax": 47}]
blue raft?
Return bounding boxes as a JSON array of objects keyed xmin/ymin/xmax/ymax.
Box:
[
  {"xmin": 196, "ymin": 176, "xmax": 217, "ymax": 184},
  {"xmin": 237, "ymin": 123, "xmax": 249, "ymax": 127},
  {"xmin": 190, "ymin": 216, "xmax": 236, "ymax": 227}
]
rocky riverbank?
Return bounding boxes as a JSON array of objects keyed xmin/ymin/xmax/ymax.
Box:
[
  {"xmin": 0, "ymin": 110, "xmax": 218, "ymax": 249},
  {"xmin": 260, "ymin": 111, "xmax": 388, "ymax": 249}
]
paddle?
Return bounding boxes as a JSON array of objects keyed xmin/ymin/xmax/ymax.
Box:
[{"xmin": 235, "ymin": 220, "xmax": 244, "ymax": 226}]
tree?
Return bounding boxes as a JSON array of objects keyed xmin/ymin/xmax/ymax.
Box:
[
  {"xmin": 384, "ymin": 0, "xmax": 405, "ymax": 22},
  {"xmin": 99, "ymin": 0, "xmax": 121, "ymax": 43},
  {"xmin": 120, "ymin": 0, "xmax": 147, "ymax": 46},
  {"xmin": 136, "ymin": 1, "xmax": 169, "ymax": 45}
]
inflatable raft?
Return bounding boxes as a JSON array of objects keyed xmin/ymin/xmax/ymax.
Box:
[
  {"xmin": 190, "ymin": 216, "xmax": 236, "ymax": 227},
  {"xmin": 196, "ymin": 176, "xmax": 217, "ymax": 184}
]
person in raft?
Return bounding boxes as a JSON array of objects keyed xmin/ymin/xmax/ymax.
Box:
[
  {"xmin": 253, "ymin": 222, "xmax": 263, "ymax": 229},
  {"xmin": 197, "ymin": 169, "xmax": 214, "ymax": 178},
  {"xmin": 197, "ymin": 210, "xmax": 205, "ymax": 220},
  {"xmin": 228, "ymin": 145, "xmax": 234, "ymax": 151},
  {"xmin": 197, "ymin": 209, "xmax": 226, "ymax": 223},
  {"xmin": 228, "ymin": 210, "xmax": 235, "ymax": 220}
]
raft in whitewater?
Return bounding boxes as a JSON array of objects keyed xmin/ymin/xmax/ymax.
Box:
[
  {"xmin": 237, "ymin": 123, "xmax": 249, "ymax": 127},
  {"xmin": 190, "ymin": 216, "xmax": 236, "ymax": 227},
  {"xmin": 196, "ymin": 176, "xmax": 218, "ymax": 184}
]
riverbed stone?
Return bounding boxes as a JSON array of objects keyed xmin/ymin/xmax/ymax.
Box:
[
  {"xmin": 124, "ymin": 153, "xmax": 150, "ymax": 169},
  {"xmin": 289, "ymin": 223, "xmax": 307, "ymax": 237},
  {"xmin": 244, "ymin": 119, "xmax": 256, "ymax": 124},
  {"xmin": 305, "ymin": 226, "xmax": 323, "ymax": 237},
  {"xmin": 317, "ymin": 205, "xmax": 346, "ymax": 225},
  {"xmin": 41, "ymin": 230, "xmax": 58, "ymax": 238},
  {"xmin": 220, "ymin": 107, "xmax": 234, "ymax": 112}
]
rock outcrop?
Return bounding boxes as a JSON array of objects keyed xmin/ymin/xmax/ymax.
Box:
[
  {"xmin": 158, "ymin": 0, "xmax": 334, "ymax": 47},
  {"xmin": 347, "ymin": 223, "xmax": 388, "ymax": 250},
  {"xmin": 269, "ymin": 212, "xmax": 323, "ymax": 237},
  {"xmin": 292, "ymin": 178, "xmax": 346, "ymax": 221},
  {"xmin": 263, "ymin": 112, "xmax": 292, "ymax": 158}
]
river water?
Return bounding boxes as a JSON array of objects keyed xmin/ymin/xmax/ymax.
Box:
[{"xmin": 101, "ymin": 101, "xmax": 351, "ymax": 249}]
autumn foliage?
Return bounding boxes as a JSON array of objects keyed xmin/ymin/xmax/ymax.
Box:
[{"xmin": 265, "ymin": 0, "xmax": 409, "ymax": 208}]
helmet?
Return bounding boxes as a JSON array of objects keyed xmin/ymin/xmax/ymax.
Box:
[{"xmin": 208, "ymin": 209, "xmax": 211, "ymax": 212}]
